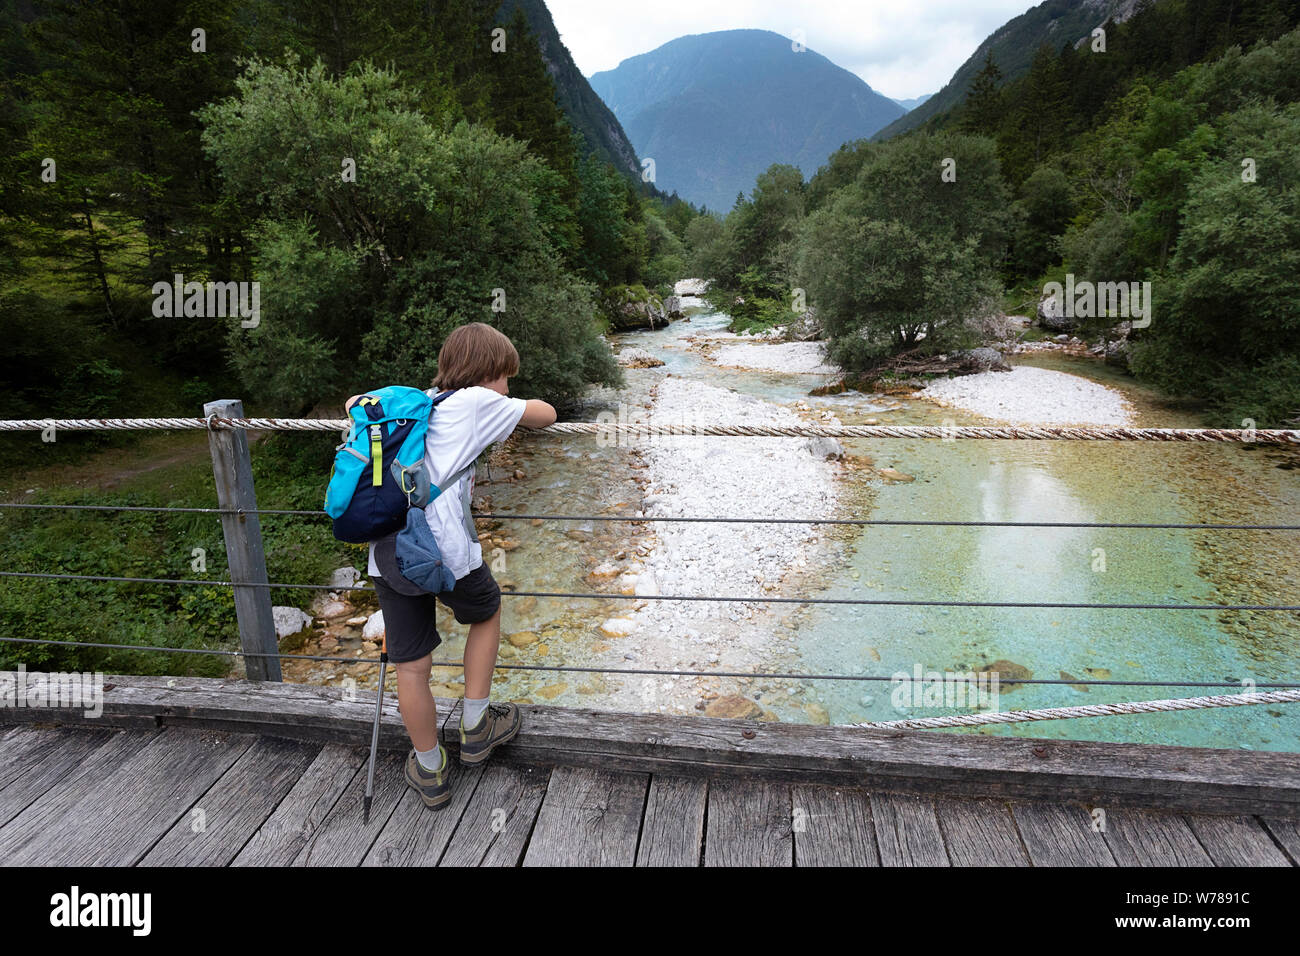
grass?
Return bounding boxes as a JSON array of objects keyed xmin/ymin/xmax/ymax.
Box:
[{"xmin": 0, "ymin": 426, "xmax": 354, "ymax": 677}]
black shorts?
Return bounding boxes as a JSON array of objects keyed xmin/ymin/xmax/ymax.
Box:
[{"xmin": 371, "ymin": 563, "xmax": 501, "ymax": 664}]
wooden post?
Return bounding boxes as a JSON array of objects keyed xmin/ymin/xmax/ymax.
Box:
[{"xmin": 204, "ymin": 399, "xmax": 281, "ymax": 682}]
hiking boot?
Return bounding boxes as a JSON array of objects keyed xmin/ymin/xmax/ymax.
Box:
[
  {"xmin": 404, "ymin": 748, "xmax": 452, "ymax": 810},
  {"xmin": 458, "ymin": 702, "xmax": 521, "ymax": 764}
]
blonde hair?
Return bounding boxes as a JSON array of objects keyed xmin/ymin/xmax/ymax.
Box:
[{"xmin": 431, "ymin": 322, "xmax": 520, "ymax": 390}]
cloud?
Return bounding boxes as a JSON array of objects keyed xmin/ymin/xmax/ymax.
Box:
[{"xmin": 545, "ymin": 0, "xmax": 1033, "ymax": 100}]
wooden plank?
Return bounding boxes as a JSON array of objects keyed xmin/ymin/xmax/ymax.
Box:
[
  {"xmin": 1259, "ymin": 817, "xmax": 1300, "ymax": 865},
  {"xmin": 0, "ymin": 729, "xmax": 159, "ymax": 860},
  {"xmin": 933, "ymin": 797, "xmax": 1030, "ymax": 866},
  {"xmin": 792, "ymin": 785, "xmax": 878, "ymax": 867},
  {"xmin": 290, "ymin": 750, "xmax": 407, "ymax": 866},
  {"xmin": 0, "ymin": 726, "xmax": 104, "ymax": 791},
  {"xmin": 1184, "ymin": 814, "xmax": 1292, "ymax": 867},
  {"xmin": 0, "ymin": 727, "xmax": 116, "ymax": 828},
  {"xmin": 439, "ymin": 763, "xmax": 549, "ymax": 867},
  {"xmin": 1, "ymin": 728, "xmax": 252, "ymax": 866},
  {"xmin": 523, "ymin": 766, "xmax": 648, "ymax": 867},
  {"xmin": 140, "ymin": 736, "xmax": 321, "ymax": 866},
  {"xmin": 704, "ymin": 778, "xmax": 792, "ymax": 867},
  {"xmin": 636, "ymin": 776, "xmax": 708, "ymax": 867},
  {"xmin": 1100, "ymin": 809, "xmax": 1214, "ymax": 866},
  {"xmin": 1011, "ymin": 802, "xmax": 1116, "ymax": 866},
  {"xmin": 870, "ymin": 791, "xmax": 950, "ymax": 867},
  {"xmin": 18, "ymin": 674, "xmax": 1300, "ymax": 817},
  {"xmin": 363, "ymin": 762, "xmax": 485, "ymax": 867},
  {"xmin": 232, "ymin": 744, "xmax": 363, "ymax": 866}
]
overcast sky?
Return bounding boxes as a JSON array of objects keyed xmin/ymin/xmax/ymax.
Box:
[{"xmin": 545, "ymin": 0, "xmax": 1033, "ymax": 101}]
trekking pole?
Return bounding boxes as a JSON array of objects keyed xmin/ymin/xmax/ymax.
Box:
[{"xmin": 363, "ymin": 639, "xmax": 388, "ymax": 825}]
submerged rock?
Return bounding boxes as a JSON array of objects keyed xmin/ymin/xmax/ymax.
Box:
[
  {"xmin": 704, "ymin": 695, "xmax": 762, "ymax": 719},
  {"xmin": 980, "ymin": 659, "xmax": 1033, "ymax": 689}
]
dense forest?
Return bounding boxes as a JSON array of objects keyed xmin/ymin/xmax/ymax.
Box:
[
  {"xmin": 0, "ymin": 0, "xmax": 698, "ymax": 428},
  {"xmin": 682, "ymin": 0, "xmax": 1300, "ymax": 426}
]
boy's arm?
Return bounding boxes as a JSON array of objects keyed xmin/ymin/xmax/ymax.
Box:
[{"xmin": 518, "ymin": 398, "xmax": 556, "ymax": 429}]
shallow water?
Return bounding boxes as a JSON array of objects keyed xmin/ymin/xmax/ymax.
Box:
[
  {"xmin": 336, "ymin": 310, "xmax": 1299, "ymax": 750},
  {"xmin": 619, "ymin": 313, "xmax": 1299, "ymax": 750}
]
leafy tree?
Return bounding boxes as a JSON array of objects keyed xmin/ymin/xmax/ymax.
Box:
[
  {"xmin": 200, "ymin": 58, "xmax": 620, "ymax": 411},
  {"xmin": 1009, "ymin": 164, "xmax": 1072, "ymax": 281},
  {"xmin": 1130, "ymin": 103, "xmax": 1300, "ymax": 425},
  {"xmin": 795, "ymin": 132, "xmax": 1007, "ymax": 370}
]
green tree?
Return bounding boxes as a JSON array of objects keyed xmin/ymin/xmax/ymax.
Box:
[
  {"xmin": 1130, "ymin": 103, "xmax": 1300, "ymax": 425},
  {"xmin": 200, "ymin": 58, "xmax": 620, "ymax": 411},
  {"xmin": 962, "ymin": 50, "xmax": 1003, "ymax": 133}
]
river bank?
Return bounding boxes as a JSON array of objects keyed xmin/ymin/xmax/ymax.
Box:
[{"xmin": 281, "ymin": 307, "xmax": 1298, "ymax": 751}]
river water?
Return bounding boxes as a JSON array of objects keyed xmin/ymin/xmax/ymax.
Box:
[{"xmin": 329, "ymin": 306, "xmax": 1299, "ymax": 752}]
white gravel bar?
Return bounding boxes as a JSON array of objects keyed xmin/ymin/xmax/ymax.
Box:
[
  {"xmin": 712, "ymin": 341, "xmax": 838, "ymax": 374},
  {"xmin": 920, "ymin": 366, "xmax": 1136, "ymax": 426}
]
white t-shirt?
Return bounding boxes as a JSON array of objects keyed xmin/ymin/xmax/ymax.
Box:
[{"xmin": 367, "ymin": 386, "xmax": 527, "ymax": 581}]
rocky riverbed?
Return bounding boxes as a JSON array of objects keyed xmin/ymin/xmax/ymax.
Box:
[{"xmin": 273, "ymin": 305, "xmax": 1299, "ymax": 750}]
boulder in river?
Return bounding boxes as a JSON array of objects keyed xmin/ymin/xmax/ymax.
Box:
[
  {"xmin": 1037, "ymin": 293, "xmax": 1076, "ymax": 332},
  {"xmin": 272, "ymin": 606, "xmax": 313, "ymax": 639},
  {"xmin": 951, "ymin": 347, "xmax": 1010, "ymax": 373},
  {"xmin": 617, "ymin": 347, "xmax": 665, "ymax": 369},
  {"xmin": 785, "ymin": 306, "xmax": 823, "ymax": 342},
  {"xmin": 804, "ymin": 436, "xmax": 844, "ymax": 460},
  {"xmin": 603, "ymin": 285, "xmax": 669, "ymax": 331}
]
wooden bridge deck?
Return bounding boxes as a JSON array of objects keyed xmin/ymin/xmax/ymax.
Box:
[{"xmin": 1, "ymin": 675, "xmax": 1298, "ymax": 866}]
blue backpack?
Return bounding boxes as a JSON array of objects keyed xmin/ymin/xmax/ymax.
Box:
[{"xmin": 325, "ymin": 386, "xmax": 464, "ymax": 544}]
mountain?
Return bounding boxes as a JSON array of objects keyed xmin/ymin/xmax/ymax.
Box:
[
  {"xmin": 589, "ymin": 29, "xmax": 905, "ymax": 211},
  {"xmin": 497, "ymin": 0, "xmax": 641, "ymax": 177},
  {"xmin": 873, "ymin": 0, "xmax": 1140, "ymax": 140},
  {"xmin": 891, "ymin": 93, "xmax": 934, "ymax": 111}
]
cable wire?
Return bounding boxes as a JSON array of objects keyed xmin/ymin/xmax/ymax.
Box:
[
  {"xmin": 1, "ymin": 636, "xmax": 1295, "ymax": 688},
  {"xmin": 1, "ymin": 570, "xmax": 1296, "ymax": 611}
]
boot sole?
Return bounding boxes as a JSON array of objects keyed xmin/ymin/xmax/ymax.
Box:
[{"xmin": 458, "ymin": 714, "xmax": 521, "ymax": 765}]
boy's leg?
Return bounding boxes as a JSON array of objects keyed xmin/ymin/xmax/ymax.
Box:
[
  {"xmin": 462, "ymin": 606, "xmax": 501, "ymax": 700},
  {"xmin": 440, "ymin": 564, "xmax": 520, "ymax": 761},
  {"xmin": 371, "ymin": 575, "xmax": 449, "ymax": 790},
  {"xmin": 394, "ymin": 654, "xmax": 438, "ymax": 752}
]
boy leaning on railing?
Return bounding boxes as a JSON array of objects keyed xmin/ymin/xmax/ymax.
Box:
[{"xmin": 345, "ymin": 322, "xmax": 556, "ymax": 810}]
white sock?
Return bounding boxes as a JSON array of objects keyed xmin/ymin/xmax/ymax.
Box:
[
  {"xmin": 463, "ymin": 696, "xmax": 489, "ymax": 728},
  {"xmin": 415, "ymin": 743, "xmax": 445, "ymax": 773}
]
